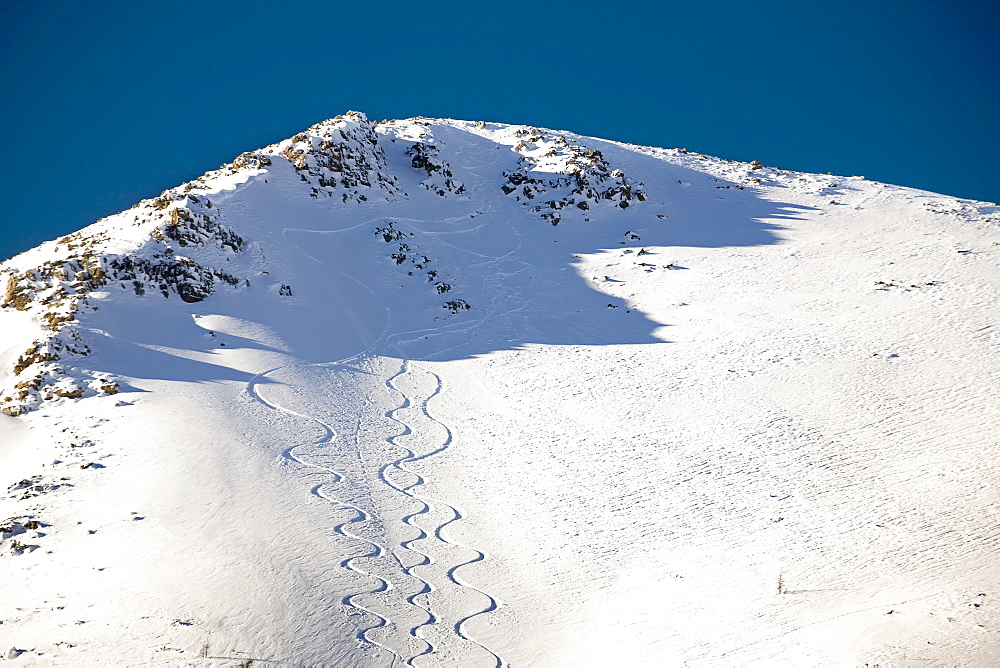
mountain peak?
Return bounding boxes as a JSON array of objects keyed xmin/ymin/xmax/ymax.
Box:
[
  {"xmin": 2, "ymin": 112, "xmax": 1000, "ymax": 666},
  {"xmin": 0, "ymin": 112, "xmax": 668, "ymax": 416}
]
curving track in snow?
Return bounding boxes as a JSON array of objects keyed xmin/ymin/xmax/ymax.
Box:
[
  {"xmin": 247, "ymin": 365, "xmax": 414, "ymax": 665},
  {"xmin": 239, "ymin": 210, "xmax": 508, "ymax": 665},
  {"xmin": 382, "ymin": 361, "xmax": 504, "ymax": 667}
]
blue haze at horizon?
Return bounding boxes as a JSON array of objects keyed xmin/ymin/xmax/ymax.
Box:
[{"xmin": 1, "ymin": 0, "xmax": 997, "ymax": 261}]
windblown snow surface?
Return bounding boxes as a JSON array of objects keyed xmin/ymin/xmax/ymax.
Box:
[{"xmin": 2, "ymin": 113, "xmax": 1000, "ymax": 666}]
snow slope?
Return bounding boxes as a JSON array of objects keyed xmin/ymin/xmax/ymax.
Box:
[{"xmin": 2, "ymin": 112, "xmax": 1000, "ymax": 666}]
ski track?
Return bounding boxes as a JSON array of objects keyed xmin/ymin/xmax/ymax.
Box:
[
  {"xmin": 380, "ymin": 364, "xmax": 440, "ymax": 663},
  {"xmin": 246, "ymin": 365, "xmax": 407, "ymax": 667},
  {"xmin": 239, "ymin": 201, "xmax": 509, "ymax": 665},
  {"xmin": 382, "ymin": 361, "xmax": 505, "ymax": 667}
]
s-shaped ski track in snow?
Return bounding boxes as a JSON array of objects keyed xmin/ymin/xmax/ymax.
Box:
[
  {"xmin": 247, "ymin": 360, "xmax": 506, "ymax": 667},
  {"xmin": 382, "ymin": 361, "xmax": 505, "ymax": 667},
  {"xmin": 240, "ymin": 219, "xmax": 506, "ymax": 666},
  {"xmin": 246, "ymin": 364, "xmax": 411, "ymax": 666}
]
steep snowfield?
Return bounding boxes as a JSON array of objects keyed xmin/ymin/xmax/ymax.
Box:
[{"xmin": 2, "ymin": 113, "xmax": 1000, "ymax": 666}]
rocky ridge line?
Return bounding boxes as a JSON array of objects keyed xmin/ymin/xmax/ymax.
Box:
[{"xmin": 1, "ymin": 112, "xmax": 405, "ymax": 416}]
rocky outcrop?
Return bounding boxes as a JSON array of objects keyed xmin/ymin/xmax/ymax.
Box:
[
  {"xmin": 1, "ymin": 187, "xmax": 248, "ymax": 415},
  {"xmin": 500, "ymin": 127, "xmax": 646, "ymax": 226},
  {"xmin": 273, "ymin": 111, "xmax": 400, "ymax": 203}
]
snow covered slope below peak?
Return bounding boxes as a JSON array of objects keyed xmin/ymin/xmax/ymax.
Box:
[{"xmin": 2, "ymin": 113, "xmax": 1000, "ymax": 665}]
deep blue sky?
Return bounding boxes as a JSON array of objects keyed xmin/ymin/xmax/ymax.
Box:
[{"xmin": 2, "ymin": 0, "xmax": 997, "ymax": 261}]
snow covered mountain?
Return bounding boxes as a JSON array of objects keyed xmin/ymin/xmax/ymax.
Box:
[{"xmin": 2, "ymin": 111, "xmax": 999, "ymax": 665}]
